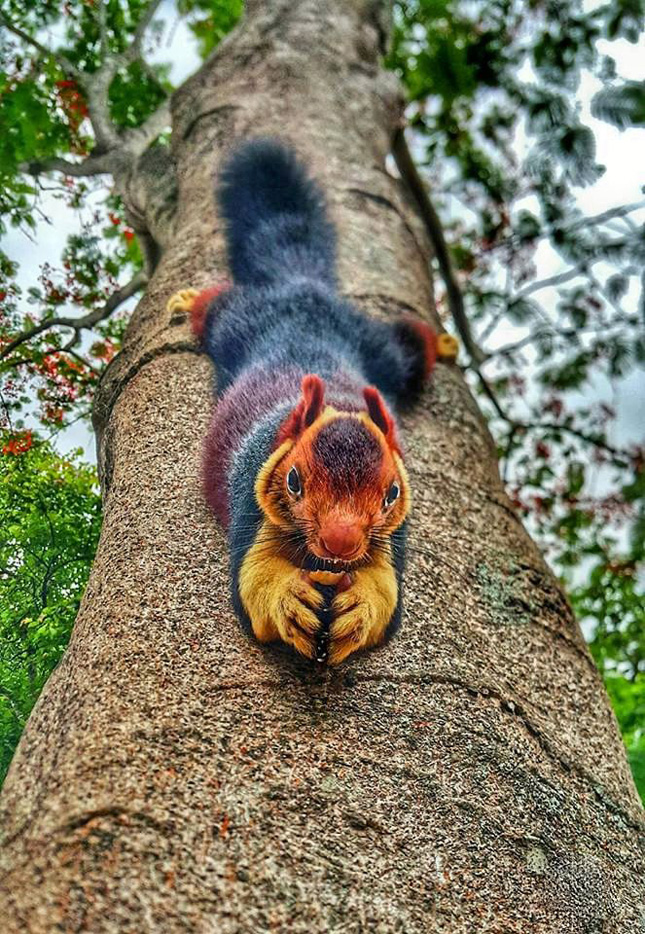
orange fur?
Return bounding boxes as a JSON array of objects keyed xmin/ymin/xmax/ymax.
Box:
[
  {"xmin": 190, "ymin": 284, "xmax": 230, "ymax": 338},
  {"xmin": 257, "ymin": 376, "xmax": 410, "ymax": 565},
  {"xmin": 401, "ymin": 316, "xmax": 437, "ymax": 377}
]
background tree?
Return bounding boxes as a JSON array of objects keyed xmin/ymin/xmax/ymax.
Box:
[{"xmin": 0, "ymin": 0, "xmax": 643, "ymax": 929}]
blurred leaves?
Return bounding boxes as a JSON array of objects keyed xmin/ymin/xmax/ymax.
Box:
[
  {"xmin": 592, "ymin": 81, "xmax": 645, "ymax": 129},
  {"xmin": 0, "ymin": 438, "xmax": 101, "ymax": 783}
]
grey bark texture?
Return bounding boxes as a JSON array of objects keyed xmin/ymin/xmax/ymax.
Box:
[{"xmin": 0, "ymin": 1, "xmax": 643, "ymax": 931}]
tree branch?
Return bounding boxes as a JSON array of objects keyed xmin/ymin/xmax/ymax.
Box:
[
  {"xmin": 482, "ymin": 200, "xmax": 645, "ymax": 258},
  {"xmin": 19, "ymin": 154, "xmax": 112, "ymax": 178},
  {"xmin": 0, "ymin": 271, "xmax": 147, "ymax": 363},
  {"xmin": 389, "ymin": 129, "xmax": 512, "ymax": 419},
  {"xmin": 392, "ymin": 128, "xmax": 487, "ymax": 366},
  {"xmin": 521, "ymin": 421, "xmax": 630, "ymax": 469},
  {"xmin": 481, "ymin": 394, "xmax": 630, "ymax": 470},
  {"xmin": 476, "ymin": 374, "xmax": 512, "ymax": 421},
  {"xmin": 83, "ymin": 67, "xmax": 122, "ymax": 152},
  {"xmin": 97, "ymin": 0, "xmax": 109, "ymax": 58},
  {"xmin": 516, "ymin": 266, "xmax": 586, "ymax": 299},
  {"xmin": 123, "ymin": 0, "xmax": 164, "ymax": 62},
  {"xmin": 0, "ymin": 13, "xmax": 81, "ymax": 79},
  {"xmin": 123, "ymin": 99, "xmax": 171, "ymax": 154},
  {"xmin": 585, "ymin": 200, "xmax": 645, "ymax": 230}
]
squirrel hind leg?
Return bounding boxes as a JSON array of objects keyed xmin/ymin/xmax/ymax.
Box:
[
  {"xmin": 190, "ymin": 285, "xmax": 230, "ymax": 339},
  {"xmin": 392, "ymin": 316, "xmax": 437, "ymax": 405}
]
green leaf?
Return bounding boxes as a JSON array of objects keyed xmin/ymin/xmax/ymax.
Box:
[{"xmin": 591, "ymin": 82, "xmax": 645, "ymax": 129}]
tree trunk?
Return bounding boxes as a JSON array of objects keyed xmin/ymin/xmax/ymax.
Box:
[{"xmin": 0, "ymin": 2, "xmax": 642, "ymax": 931}]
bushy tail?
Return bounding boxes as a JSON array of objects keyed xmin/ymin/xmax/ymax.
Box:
[{"xmin": 216, "ymin": 139, "xmax": 337, "ymax": 288}]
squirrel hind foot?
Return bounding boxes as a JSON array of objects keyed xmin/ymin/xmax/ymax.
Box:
[
  {"xmin": 166, "ymin": 285, "xmax": 230, "ymax": 339},
  {"xmin": 167, "ymin": 288, "xmax": 199, "ymax": 316}
]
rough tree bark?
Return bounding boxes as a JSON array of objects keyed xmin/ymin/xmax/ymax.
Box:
[{"xmin": 0, "ymin": 2, "xmax": 643, "ymax": 931}]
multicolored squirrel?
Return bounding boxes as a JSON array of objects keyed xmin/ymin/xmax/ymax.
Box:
[{"xmin": 170, "ymin": 140, "xmax": 445, "ymax": 665}]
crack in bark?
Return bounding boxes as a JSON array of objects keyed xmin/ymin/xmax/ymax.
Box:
[
  {"xmin": 94, "ymin": 341, "xmax": 200, "ymax": 428},
  {"xmin": 324, "ymin": 746, "xmax": 643, "ymax": 878},
  {"xmin": 345, "ymin": 186, "xmax": 428, "ymax": 262},
  {"xmin": 0, "ymin": 807, "xmax": 171, "ymax": 855},
  {"xmin": 59, "ymin": 806, "xmax": 170, "ymax": 837},
  {"xmin": 181, "ymin": 104, "xmax": 241, "ymax": 142},
  {"xmin": 351, "ymin": 670, "xmax": 645, "ymax": 835}
]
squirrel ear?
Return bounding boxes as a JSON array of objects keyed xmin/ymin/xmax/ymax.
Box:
[
  {"xmin": 363, "ymin": 386, "xmax": 398, "ymax": 449},
  {"xmin": 301, "ymin": 374, "xmax": 325, "ymax": 427},
  {"xmin": 278, "ymin": 374, "xmax": 326, "ymax": 442}
]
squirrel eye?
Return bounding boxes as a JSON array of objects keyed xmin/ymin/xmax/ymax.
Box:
[
  {"xmin": 384, "ymin": 482, "xmax": 400, "ymax": 508},
  {"xmin": 286, "ymin": 465, "xmax": 302, "ymax": 497}
]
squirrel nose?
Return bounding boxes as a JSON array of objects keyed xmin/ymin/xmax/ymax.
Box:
[{"xmin": 320, "ymin": 522, "xmax": 364, "ymax": 559}]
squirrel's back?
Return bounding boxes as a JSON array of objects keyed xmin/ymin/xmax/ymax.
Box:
[{"xmin": 217, "ymin": 139, "xmax": 337, "ymax": 289}]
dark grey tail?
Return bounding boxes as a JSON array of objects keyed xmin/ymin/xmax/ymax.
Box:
[{"xmin": 216, "ymin": 139, "xmax": 337, "ymax": 288}]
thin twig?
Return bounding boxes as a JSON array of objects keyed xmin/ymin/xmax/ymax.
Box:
[
  {"xmin": 476, "ymin": 371, "xmax": 513, "ymax": 422},
  {"xmin": 480, "ymin": 200, "xmax": 645, "ymax": 258},
  {"xmin": 390, "ymin": 131, "xmax": 509, "ymax": 416},
  {"xmin": 0, "ymin": 13, "xmax": 81, "ymax": 79},
  {"xmin": 0, "ymin": 270, "xmax": 147, "ymax": 362},
  {"xmin": 490, "ymin": 412, "xmax": 629, "ymax": 470},
  {"xmin": 521, "ymin": 421, "xmax": 630, "ymax": 468},
  {"xmin": 585, "ymin": 200, "xmax": 645, "ymax": 230},
  {"xmin": 125, "ymin": 0, "xmax": 164, "ymax": 61},
  {"xmin": 392, "ymin": 127, "xmax": 486, "ymax": 366},
  {"xmin": 515, "ymin": 266, "xmax": 586, "ymax": 299},
  {"xmin": 97, "ymin": 0, "xmax": 109, "ymax": 57},
  {"xmin": 502, "ymin": 424, "xmax": 519, "ymax": 483}
]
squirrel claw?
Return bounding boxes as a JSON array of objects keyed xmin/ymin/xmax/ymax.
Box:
[
  {"xmin": 326, "ymin": 562, "xmax": 397, "ymax": 664},
  {"xmin": 166, "ymin": 288, "xmax": 200, "ymax": 315},
  {"xmin": 273, "ymin": 574, "xmax": 324, "ymax": 659}
]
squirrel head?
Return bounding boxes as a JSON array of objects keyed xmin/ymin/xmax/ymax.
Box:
[{"xmin": 255, "ymin": 375, "xmax": 410, "ymax": 566}]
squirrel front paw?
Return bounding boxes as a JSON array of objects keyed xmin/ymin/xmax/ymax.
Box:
[
  {"xmin": 239, "ymin": 544, "xmax": 325, "ymax": 659},
  {"xmin": 328, "ymin": 562, "xmax": 398, "ymax": 665},
  {"xmin": 270, "ymin": 570, "xmax": 326, "ymax": 659},
  {"xmin": 238, "ymin": 520, "xmax": 399, "ymax": 664}
]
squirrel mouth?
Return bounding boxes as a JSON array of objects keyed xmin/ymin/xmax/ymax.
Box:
[{"xmin": 302, "ymin": 553, "xmax": 359, "ymax": 573}]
